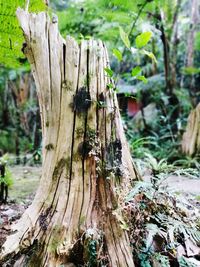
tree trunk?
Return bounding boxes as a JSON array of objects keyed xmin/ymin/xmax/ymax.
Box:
[
  {"xmin": 0, "ymin": 9, "xmax": 139, "ymax": 267},
  {"xmin": 186, "ymin": 0, "xmax": 199, "ymax": 68},
  {"xmin": 182, "ymin": 103, "xmax": 200, "ymax": 155}
]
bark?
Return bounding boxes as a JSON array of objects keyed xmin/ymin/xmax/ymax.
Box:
[
  {"xmin": 0, "ymin": 9, "xmax": 139, "ymax": 267},
  {"xmin": 182, "ymin": 103, "xmax": 200, "ymax": 155}
]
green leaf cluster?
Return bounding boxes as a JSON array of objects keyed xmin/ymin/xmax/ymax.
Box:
[{"xmin": 0, "ymin": 0, "xmax": 46, "ymax": 68}]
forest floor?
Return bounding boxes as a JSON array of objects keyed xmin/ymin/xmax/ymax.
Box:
[{"xmin": 0, "ymin": 165, "xmax": 200, "ymax": 250}]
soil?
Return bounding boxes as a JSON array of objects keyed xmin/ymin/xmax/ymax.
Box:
[{"xmin": 0, "ymin": 165, "xmax": 41, "ymax": 250}]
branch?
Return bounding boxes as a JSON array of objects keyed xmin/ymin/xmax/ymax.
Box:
[{"xmin": 25, "ymin": 0, "xmax": 30, "ymax": 12}]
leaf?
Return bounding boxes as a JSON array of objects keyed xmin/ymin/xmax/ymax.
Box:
[
  {"xmin": 154, "ymin": 253, "xmax": 170, "ymax": 267},
  {"xmin": 113, "ymin": 48, "xmax": 122, "ymax": 61},
  {"xmin": 142, "ymin": 50, "xmax": 157, "ymax": 63},
  {"xmin": 119, "ymin": 26, "xmax": 130, "ymax": 49},
  {"xmin": 126, "ymin": 181, "xmax": 153, "ymax": 201},
  {"xmin": 182, "ymin": 67, "xmax": 200, "ymax": 75},
  {"xmin": 0, "ymin": 1, "xmax": 46, "ymax": 68},
  {"xmin": 136, "ymin": 32, "xmax": 152, "ymax": 49},
  {"xmin": 132, "ymin": 66, "xmax": 141, "ymax": 77},
  {"xmin": 106, "ymin": 83, "xmax": 114, "ymax": 89},
  {"xmin": 104, "ymin": 67, "xmax": 113, "ymax": 77},
  {"xmin": 137, "ymin": 75, "xmax": 148, "ymax": 84},
  {"xmin": 178, "ymin": 256, "xmax": 198, "ymax": 267}
]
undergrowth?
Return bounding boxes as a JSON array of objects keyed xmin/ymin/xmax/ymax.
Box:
[{"xmin": 117, "ymin": 161, "xmax": 200, "ymax": 267}]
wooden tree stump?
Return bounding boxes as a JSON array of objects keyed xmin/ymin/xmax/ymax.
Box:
[
  {"xmin": 0, "ymin": 9, "xmax": 140, "ymax": 267},
  {"xmin": 182, "ymin": 103, "xmax": 200, "ymax": 155}
]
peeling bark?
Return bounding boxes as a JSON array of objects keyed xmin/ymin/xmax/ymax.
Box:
[{"xmin": 0, "ymin": 9, "xmax": 139, "ymax": 267}]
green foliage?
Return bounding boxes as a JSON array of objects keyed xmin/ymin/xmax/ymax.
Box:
[
  {"xmin": 88, "ymin": 240, "xmax": 97, "ymax": 266},
  {"xmin": 182, "ymin": 67, "xmax": 200, "ymax": 75},
  {"xmin": 0, "ymin": 154, "xmax": 13, "ymax": 187},
  {"xmin": 112, "ymin": 48, "xmax": 122, "ymax": 61},
  {"xmin": 131, "ymin": 66, "xmax": 141, "ymax": 77},
  {"xmin": 194, "ymin": 32, "xmax": 200, "ymax": 51},
  {"xmin": 153, "ymin": 253, "xmax": 170, "ymax": 267},
  {"xmin": 122, "ymin": 165, "xmax": 200, "ymax": 266},
  {"xmin": 0, "ymin": 130, "xmax": 16, "ymax": 153},
  {"xmin": 119, "ymin": 26, "xmax": 130, "ymax": 48},
  {"xmin": 142, "ymin": 50, "xmax": 157, "ymax": 63},
  {"xmin": 0, "ymin": 0, "xmax": 46, "ymax": 67},
  {"xmin": 144, "ymin": 153, "xmax": 173, "ymax": 174},
  {"xmin": 136, "ymin": 75, "xmax": 148, "ymax": 83},
  {"xmin": 104, "ymin": 67, "xmax": 113, "ymax": 77},
  {"xmin": 178, "ymin": 257, "xmax": 198, "ymax": 267},
  {"xmin": 135, "ymin": 32, "xmax": 152, "ymax": 49}
]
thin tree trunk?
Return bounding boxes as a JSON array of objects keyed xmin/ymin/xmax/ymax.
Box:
[
  {"xmin": 170, "ymin": 0, "xmax": 182, "ymax": 88},
  {"xmin": 181, "ymin": 0, "xmax": 199, "ymax": 92},
  {"xmin": 0, "ymin": 9, "xmax": 139, "ymax": 267},
  {"xmin": 186, "ymin": 0, "xmax": 199, "ymax": 68}
]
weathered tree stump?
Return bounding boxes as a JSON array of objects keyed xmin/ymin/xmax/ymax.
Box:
[
  {"xmin": 0, "ymin": 9, "xmax": 140, "ymax": 266},
  {"xmin": 182, "ymin": 103, "xmax": 200, "ymax": 155}
]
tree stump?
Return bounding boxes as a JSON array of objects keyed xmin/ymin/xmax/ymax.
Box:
[
  {"xmin": 0, "ymin": 9, "xmax": 140, "ymax": 266},
  {"xmin": 182, "ymin": 103, "xmax": 200, "ymax": 155}
]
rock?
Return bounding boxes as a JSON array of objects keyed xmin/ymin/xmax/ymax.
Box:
[
  {"xmin": 185, "ymin": 238, "xmax": 200, "ymax": 257},
  {"xmin": 2, "ymin": 208, "xmax": 19, "ymax": 220},
  {"xmin": 132, "ymin": 103, "xmax": 158, "ymax": 130}
]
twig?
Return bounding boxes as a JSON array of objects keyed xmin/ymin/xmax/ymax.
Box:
[
  {"xmin": 25, "ymin": 0, "xmax": 30, "ymax": 12},
  {"xmin": 122, "ymin": 0, "xmax": 148, "ymax": 56}
]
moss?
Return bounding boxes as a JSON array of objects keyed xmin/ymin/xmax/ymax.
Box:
[
  {"xmin": 78, "ymin": 128, "xmax": 97, "ymax": 158},
  {"xmin": 45, "ymin": 121, "xmax": 49, "ymax": 127},
  {"xmin": 101, "ymin": 139, "xmax": 123, "ymax": 178},
  {"xmin": 97, "ymin": 92, "xmax": 107, "ymax": 109},
  {"xmin": 52, "ymin": 158, "xmax": 67, "ymax": 181},
  {"xmin": 27, "ymin": 241, "xmax": 44, "ymax": 267},
  {"xmin": 72, "ymin": 87, "xmax": 91, "ymax": 114},
  {"xmin": 48, "ymin": 226, "xmax": 64, "ymax": 254},
  {"xmin": 45, "ymin": 143, "xmax": 54, "ymax": 150},
  {"xmin": 62, "ymin": 80, "xmax": 73, "ymax": 91},
  {"xmin": 76, "ymin": 127, "xmax": 84, "ymax": 138},
  {"xmin": 39, "ymin": 206, "xmax": 52, "ymax": 231},
  {"xmin": 66, "ymin": 156, "xmax": 71, "ymax": 171},
  {"xmin": 73, "ymin": 152, "xmax": 80, "ymax": 162}
]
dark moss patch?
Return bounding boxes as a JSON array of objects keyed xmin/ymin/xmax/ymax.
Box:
[
  {"xmin": 78, "ymin": 141, "xmax": 92, "ymax": 158},
  {"xmin": 76, "ymin": 127, "xmax": 84, "ymax": 138},
  {"xmin": 97, "ymin": 92, "xmax": 107, "ymax": 109},
  {"xmin": 45, "ymin": 143, "xmax": 54, "ymax": 150},
  {"xmin": 78, "ymin": 128, "xmax": 96, "ymax": 158},
  {"xmin": 72, "ymin": 87, "xmax": 91, "ymax": 114},
  {"xmin": 38, "ymin": 206, "xmax": 52, "ymax": 231},
  {"xmin": 52, "ymin": 158, "xmax": 67, "ymax": 181}
]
